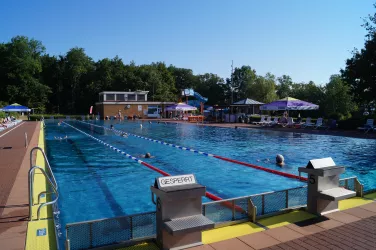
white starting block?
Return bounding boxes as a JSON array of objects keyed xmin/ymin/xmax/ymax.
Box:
[{"xmin": 299, "ymin": 157, "xmax": 356, "ymax": 215}]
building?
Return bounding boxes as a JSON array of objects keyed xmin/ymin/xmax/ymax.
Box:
[
  {"xmin": 230, "ymin": 98, "xmax": 264, "ymax": 114},
  {"xmin": 95, "ymin": 91, "xmax": 175, "ymax": 119}
]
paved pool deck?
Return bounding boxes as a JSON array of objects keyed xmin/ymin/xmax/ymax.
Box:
[
  {"xmin": 191, "ymin": 201, "xmax": 376, "ymax": 250},
  {"xmin": 139, "ymin": 119, "xmax": 376, "ymax": 140},
  {"xmin": 0, "ymin": 122, "xmax": 40, "ymax": 250}
]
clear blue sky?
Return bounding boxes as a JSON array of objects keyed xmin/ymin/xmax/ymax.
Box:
[{"xmin": 0, "ymin": 0, "xmax": 373, "ymax": 84}]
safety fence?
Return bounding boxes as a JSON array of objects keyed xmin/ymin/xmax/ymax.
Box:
[
  {"xmin": 65, "ymin": 211, "xmax": 156, "ymax": 250},
  {"xmin": 65, "ymin": 176, "xmax": 362, "ymax": 250}
]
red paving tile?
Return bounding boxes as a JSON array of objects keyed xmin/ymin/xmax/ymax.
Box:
[
  {"xmin": 238, "ymin": 232, "xmax": 280, "ymax": 249},
  {"xmin": 0, "ymin": 122, "xmax": 40, "ymax": 250},
  {"xmin": 263, "ymin": 226, "xmax": 304, "ymax": 242},
  {"xmin": 324, "ymin": 211, "xmax": 361, "ymax": 224},
  {"xmin": 210, "ymin": 238, "xmax": 255, "ymax": 250},
  {"xmin": 259, "ymin": 215, "xmax": 376, "ymax": 250},
  {"xmin": 341, "ymin": 206, "xmax": 376, "ymax": 218}
]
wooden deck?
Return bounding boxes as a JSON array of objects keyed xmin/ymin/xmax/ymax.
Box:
[
  {"xmin": 189, "ymin": 202, "xmax": 376, "ymax": 250},
  {"xmin": 0, "ymin": 122, "xmax": 40, "ymax": 250}
]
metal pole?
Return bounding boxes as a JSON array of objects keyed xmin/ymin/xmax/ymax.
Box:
[
  {"xmin": 25, "ymin": 132, "xmax": 28, "ymax": 148},
  {"xmin": 232, "ymin": 200, "xmax": 235, "ymax": 220},
  {"xmin": 231, "ymin": 60, "xmax": 234, "ymax": 110}
]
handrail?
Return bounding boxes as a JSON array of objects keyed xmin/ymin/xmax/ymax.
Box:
[
  {"xmin": 30, "ymin": 146, "xmax": 58, "ymax": 189},
  {"xmin": 29, "ymin": 166, "xmax": 59, "ymax": 220}
]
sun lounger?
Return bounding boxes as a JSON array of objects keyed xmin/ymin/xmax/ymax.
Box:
[
  {"xmin": 314, "ymin": 118, "xmax": 329, "ymax": 130},
  {"xmin": 252, "ymin": 115, "xmax": 265, "ymax": 125},
  {"xmin": 301, "ymin": 117, "xmax": 314, "ymax": 128},
  {"xmin": 262, "ymin": 116, "xmax": 272, "ymax": 126},
  {"xmin": 357, "ymin": 119, "xmax": 374, "ymax": 133},
  {"xmin": 268, "ymin": 117, "xmax": 279, "ymax": 127},
  {"xmin": 281, "ymin": 117, "xmax": 294, "ymax": 128}
]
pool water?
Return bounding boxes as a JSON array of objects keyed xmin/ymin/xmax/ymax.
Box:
[{"xmin": 45, "ymin": 120, "xmax": 376, "ymax": 246}]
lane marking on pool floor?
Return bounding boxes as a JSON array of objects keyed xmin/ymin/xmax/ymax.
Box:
[
  {"xmin": 62, "ymin": 121, "xmax": 223, "ymax": 202},
  {"xmin": 78, "ymin": 120, "xmax": 307, "ymax": 182}
]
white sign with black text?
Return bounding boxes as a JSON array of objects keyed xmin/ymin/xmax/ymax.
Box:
[{"xmin": 158, "ymin": 174, "xmax": 196, "ymax": 188}]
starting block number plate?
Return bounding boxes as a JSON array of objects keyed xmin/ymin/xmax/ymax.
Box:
[
  {"xmin": 158, "ymin": 174, "xmax": 196, "ymax": 188},
  {"xmin": 37, "ymin": 228, "xmax": 47, "ymax": 236}
]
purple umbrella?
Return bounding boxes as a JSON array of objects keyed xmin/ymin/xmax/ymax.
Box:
[
  {"xmin": 260, "ymin": 97, "xmax": 319, "ymax": 111},
  {"xmin": 166, "ymin": 103, "xmax": 197, "ymax": 111}
]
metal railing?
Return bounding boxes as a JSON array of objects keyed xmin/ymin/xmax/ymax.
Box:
[
  {"xmin": 29, "ymin": 166, "xmax": 59, "ymax": 220},
  {"xmin": 29, "ymin": 147, "xmax": 59, "ymax": 221},
  {"xmin": 65, "ymin": 176, "xmax": 364, "ymax": 249},
  {"xmin": 339, "ymin": 176, "xmax": 363, "ymax": 197},
  {"xmin": 65, "ymin": 211, "xmax": 156, "ymax": 250}
]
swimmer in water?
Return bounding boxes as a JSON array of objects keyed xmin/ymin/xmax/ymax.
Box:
[
  {"xmin": 54, "ymin": 135, "xmax": 68, "ymax": 140},
  {"xmin": 235, "ymin": 126, "xmax": 238, "ymax": 129},
  {"xmin": 149, "ymin": 121, "xmax": 152, "ymax": 124},
  {"xmin": 110, "ymin": 125, "xmax": 114, "ymax": 130},
  {"xmin": 140, "ymin": 124, "xmax": 143, "ymax": 129},
  {"xmin": 120, "ymin": 132, "xmax": 128, "ymax": 138},
  {"xmin": 276, "ymin": 154, "xmax": 285, "ymax": 167},
  {"xmin": 141, "ymin": 152, "xmax": 154, "ymax": 158}
]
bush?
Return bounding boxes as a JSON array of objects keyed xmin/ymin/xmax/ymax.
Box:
[
  {"xmin": 337, "ymin": 118, "xmax": 366, "ymax": 130},
  {"xmin": 0, "ymin": 111, "xmax": 5, "ymax": 119},
  {"xmin": 29, "ymin": 114, "xmax": 84, "ymax": 121}
]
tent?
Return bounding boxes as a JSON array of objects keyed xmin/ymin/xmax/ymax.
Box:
[
  {"xmin": 166, "ymin": 103, "xmax": 197, "ymax": 111},
  {"xmin": 231, "ymin": 98, "xmax": 264, "ymax": 114},
  {"xmin": 260, "ymin": 97, "xmax": 319, "ymax": 111},
  {"xmin": 0, "ymin": 103, "xmax": 31, "ymax": 112}
]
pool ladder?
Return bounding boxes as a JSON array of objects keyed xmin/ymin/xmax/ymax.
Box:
[{"xmin": 28, "ymin": 146, "xmax": 59, "ymax": 221}]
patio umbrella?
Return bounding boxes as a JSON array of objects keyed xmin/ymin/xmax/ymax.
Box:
[
  {"xmin": 260, "ymin": 97, "xmax": 319, "ymax": 111},
  {"xmin": 165, "ymin": 103, "xmax": 197, "ymax": 111},
  {"xmin": 0, "ymin": 103, "xmax": 31, "ymax": 112}
]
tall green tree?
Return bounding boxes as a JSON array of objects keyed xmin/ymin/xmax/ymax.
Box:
[
  {"xmin": 322, "ymin": 75, "xmax": 356, "ymax": 119},
  {"xmin": 276, "ymin": 75, "xmax": 293, "ymax": 98},
  {"xmin": 0, "ymin": 36, "xmax": 50, "ymax": 111},
  {"xmin": 341, "ymin": 3, "xmax": 376, "ymax": 109}
]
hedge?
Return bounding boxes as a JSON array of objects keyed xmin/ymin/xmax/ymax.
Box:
[{"xmin": 29, "ymin": 114, "xmax": 85, "ymax": 121}]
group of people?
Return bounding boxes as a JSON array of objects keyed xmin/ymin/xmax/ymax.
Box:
[{"xmin": 0, "ymin": 116, "xmax": 16, "ymax": 128}]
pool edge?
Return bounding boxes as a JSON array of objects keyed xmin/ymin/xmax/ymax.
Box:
[{"xmin": 25, "ymin": 121, "xmax": 58, "ymax": 250}]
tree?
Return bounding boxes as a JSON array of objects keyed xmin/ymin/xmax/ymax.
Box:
[
  {"xmin": 195, "ymin": 74, "xmax": 226, "ymax": 105},
  {"xmin": 229, "ymin": 66, "xmax": 257, "ymax": 102},
  {"xmin": 0, "ymin": 36, "xmax": 50, "ymax": 112},
  {"xmin": 248, "ymin": 73, "xmax": 278, "ymax": 103},
  {"xmin": 341, "ymin": 3, "xmax": 376, "ymax": 109},
  {"xmin": 322, "ymin": 75, "xmax": 356, "ymax": 119},
  {"xmin": 276, "ymin": 75, "xmax": 293, "ymax": 98}
]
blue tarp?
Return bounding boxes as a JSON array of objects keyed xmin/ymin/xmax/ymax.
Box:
[{"xmin": 0, "ymin": 103, "xmax": 31, "ymax": 112}]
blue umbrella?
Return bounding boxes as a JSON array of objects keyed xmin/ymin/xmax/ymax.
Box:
[{"xmin": 0, "ymin": 103, "xmax": 31, "ymax": 112}]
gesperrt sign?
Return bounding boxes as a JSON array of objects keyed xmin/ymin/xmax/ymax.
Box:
[{"xmin": 157, "ymin": 174, "xmax": 196, "ymax": 188}]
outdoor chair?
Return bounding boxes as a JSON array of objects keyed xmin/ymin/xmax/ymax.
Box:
[
  {"xmin": 262, "ymin": 116, "xmax": 272, "ymax": 126},
  {"xmin": 314, "ymin": 118, "xmax": 329, "ymax": 130},
  {"xmin": 357, "ymin": 119, "xmax": 374, "ymax": 133},
  {"xmin": 268, "ymin": 117, "xmax": 279, "ymax": 127},
  {"xmin": 301, "ymin": 117, "xmax": 315, "ymax": 128},
  {"xmin": 282, "ymin": 117, "xmax": 294, "ymax": 128},
  {"xmin": 252, "ymin": 115, "xmax": 265, "ymax": 125}
]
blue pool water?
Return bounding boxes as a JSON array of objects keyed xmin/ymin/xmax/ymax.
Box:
[{"xmin": 45, "ymin": 120, "xmax": 376, "ymax": 246}]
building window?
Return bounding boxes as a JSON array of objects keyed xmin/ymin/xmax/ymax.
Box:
[
  {"xmin": 137, "ymin": 94, "xmax": 146, "ymax": 101},
  {"xmin": 128, "ymin": 94, "xmax": 136, "ymax": 101},
  {"xmin": 116, "ymin": 94, "xmax": 125, "ymax": 101},
  {"xmin": 106, "ymin": 94, "xmax": 115, "ymax": 101}
]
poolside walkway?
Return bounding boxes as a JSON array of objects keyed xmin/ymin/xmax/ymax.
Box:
[
  {"xmin": 142, "ymin": 119, "xmax": 376, "ymax": 140},
  {"xmin": 189, "ymin": 201, "xmax": 376, "ymax": 250},
  {"xmin": 0, "ymin": 122, "xmax": 40, "ymax": 250}
]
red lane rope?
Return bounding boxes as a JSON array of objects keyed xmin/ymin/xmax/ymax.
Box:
[{"xmin": 214, "ymin": 155, "xmax": 308, "ymax": 182}]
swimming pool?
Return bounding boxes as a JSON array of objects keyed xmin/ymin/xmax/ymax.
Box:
[{"xmin": 45, "ymin": 120, "xmax": 375, "ymax": 247}]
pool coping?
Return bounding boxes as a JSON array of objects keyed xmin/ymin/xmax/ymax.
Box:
[{"xmin": 25, "ymin": 122, "xmax": 58, "ymax": 250}]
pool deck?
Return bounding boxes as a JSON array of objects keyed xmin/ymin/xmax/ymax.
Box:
[
  {"xmin": 0, "ymin": 122, "xmax": 40, "ymax": 250},
  {"xmin": 192, "ymin": 201, "xmax": 376, "ymax": 250},
  {"xmin": 140, "ymin": 119, "xmax": 376, "ymax": 140}
]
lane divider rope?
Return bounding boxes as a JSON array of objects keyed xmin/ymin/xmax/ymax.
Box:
[
  {"xmin": 62, "ymin": 121, "xmax": 223, "ymax": 202},
  {"xmin": 79, "ymin": 120, "xmax": 308, "ymax": 182}
]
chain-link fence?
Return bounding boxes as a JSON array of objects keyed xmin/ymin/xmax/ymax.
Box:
[
  {"xmin": 203, "ymin": 185, "xmax": 308, "ymax": 224},
  {"xmin": 66, "ymin": 211, "xmax": 156, "ymax": 250},
  {"xmin": 65, "ymin": 177, "xmax": 362, "ymax": 249}
]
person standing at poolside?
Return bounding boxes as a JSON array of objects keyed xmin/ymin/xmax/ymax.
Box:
[{"xmin": 118, "ymin": 110, "xmax": 122, "ymax": 121}]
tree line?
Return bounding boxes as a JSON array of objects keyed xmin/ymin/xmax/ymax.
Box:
[{"xmin": 0, "ymin": 4, "xmax": 374, "ymax": 120}]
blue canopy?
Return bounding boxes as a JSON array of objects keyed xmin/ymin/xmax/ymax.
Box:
[{"xmin": 0, "ymin": 103, "xmax": 31, "ymax": 112}]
